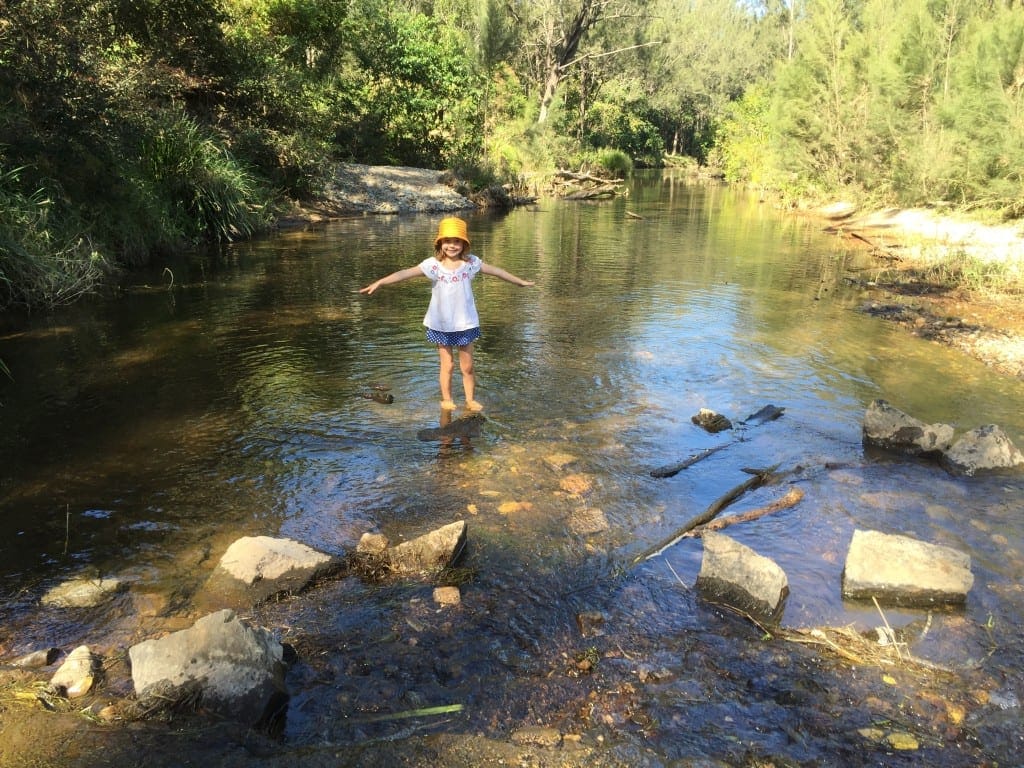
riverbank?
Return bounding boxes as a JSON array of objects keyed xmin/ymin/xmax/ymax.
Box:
[{"xmin": 818, "ymin": 204, "xmax": 1024, "ymax": 379}]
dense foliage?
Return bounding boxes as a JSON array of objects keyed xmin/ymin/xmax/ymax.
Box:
[
  {"xmin": 717, "ymin": 0, "xmax": 1024, "ymax": 216},
  {"xmin": 1, "ymin": 0, "xmax": 1022, "ymax": 309}
]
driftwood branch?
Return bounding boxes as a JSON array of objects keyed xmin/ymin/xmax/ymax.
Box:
[
  {"xmin": 630, "ymin": 464, "xmax": 780, "ymax": 567},
  {"xmin": 682, "ymin": 486, "xmax": 804, "ymax": 538},
  {"xmin": 554, "ymin": 170, "xmax": 622, "ymax": 200},
  {"xmin": 650, "ymin": 444, "xmax": 730, "ymax": 478}
]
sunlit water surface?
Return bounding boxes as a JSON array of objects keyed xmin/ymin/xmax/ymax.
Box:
[{"xmin": 2, "ymin": 173, "xmax": 1023, "ymax": 764}]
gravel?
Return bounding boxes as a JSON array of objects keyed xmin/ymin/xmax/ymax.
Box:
[{"xmin": 318, "ymin": 163, "xmax": 475, "ymax": 214}]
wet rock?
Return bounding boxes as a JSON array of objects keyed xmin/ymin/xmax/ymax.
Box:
[
  {"xmin": 357, "ymin": 532, "xmax": 390, "ymax": 554},
  {"xmin": 568, "ymin": 507, "xmax": 609, "ymax": 535},
  {"xmin": 741, "ymin": 404, "xmax": 785, "ymax": 425},
  {"xmin": 49, "ymin": 645, "xmax": 99, "ymax": 699},
  {"xmin": 41, "ymin": 576, "xmax": 127, "ymax": 608},
  {"xmin": 8, "ymin": 647, "xmax": 59, "ymax": 668},
  {"xmin": 416, "ymin": 413, "xmax": 485, "ymax": 441},
  {"xmin": 511, "ymin": 725, "xmax": 562, "ymax": 747},
  {"xmin": 128, "ymin": 609, "xmax": 288, "ymax": 730},
  {"xmin": 201, "ymin": 535, "xmax": 339, "ymax": 609},
  {"xmin": 692, "ymin": 408, "xmax": 733, "ymax": 433},
  {"xmin": 695, "ymin": 532, "xmax": 789, "ymax": 623},
  {"xmin": 842, "ymin": 529, "xmax": 974, "ymax": 606},
  {"xmin": 433, "ymin": 586, "xmax": 461, "ymax": 606},
  {"xmin": 941, "ymin": 424, "xmax": 1024, "ymax": 476},
  {"xmin": 386, "ymin": 520, "xmax": 467, "ymax": 576},
  {"xmin": 862, "ymin": 399, "xmax": 954, "ymax": 457}
]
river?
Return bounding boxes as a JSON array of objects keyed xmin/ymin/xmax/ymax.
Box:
[{"xmin": 1, "ymin": 172, "xmax": 1022, "ymax": 765}]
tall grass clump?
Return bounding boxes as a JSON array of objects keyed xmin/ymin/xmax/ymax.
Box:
[
  {"xmin": 0, "ymin": 167, "xmax": 108, "ymax": 310},
  {"xmin": 596, "ymin": 149, "xmax": 633, "ymax": 179},
  {"xmin": 140, "ymin": 112, "xmax": 274, "ymax": 244}
]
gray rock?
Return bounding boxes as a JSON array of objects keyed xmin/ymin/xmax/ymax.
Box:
[
  {"xmin": 128, "ymin": 609, "xmax": 288, "ymax": 729},
  {"xmin": 41, "ymin": 576, "xmax": 126, "ymax": 608},
  {"xmin": 695, "ymin": 532, "xmax": 789, "ymax": 623},
  {"xmin": 387, "ymin": 520, "xmax": 467, "ymax": 576},
  {"xmin": 941, "ymin": 424, "xmax": 1024, "ymax": 476},
  {"xmin": 842, "ymin": 529, "xmax": 974, "ymax": 606},
  {"xmin": 862, "ymin": 399, "xmax": 954, "ymax": 456}
]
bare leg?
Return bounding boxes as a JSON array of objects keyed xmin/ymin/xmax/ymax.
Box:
[
  {"xmin": 438, "ymin": 346, "xmax": 456, "ymax": 409},
  {"xmin": 459, "ymin": 343, "xmax": 482, "ymax": 410}
]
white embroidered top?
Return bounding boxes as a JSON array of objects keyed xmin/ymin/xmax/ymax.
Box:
[{"xmin": 419, "ymin": 254, "xmax": 482, "ymax": 332}]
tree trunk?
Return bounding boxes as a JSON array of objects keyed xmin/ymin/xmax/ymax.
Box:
[{"xmin": 537, "ymin": 0, "xmax": 603, "ymax": 124}]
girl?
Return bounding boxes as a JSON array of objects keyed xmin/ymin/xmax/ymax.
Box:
[{"xmin": 359, "ymin": 216, "xmax": 535, "ymax": 411}]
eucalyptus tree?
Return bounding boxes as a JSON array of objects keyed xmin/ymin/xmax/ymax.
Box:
[{"xmin": 642, "ymin": 0, "xmax": 781, "ymax": 158}]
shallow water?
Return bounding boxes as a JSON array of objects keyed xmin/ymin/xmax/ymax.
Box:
[{"xmin": 2, "ymin": 173, "xmax": 1023, "ymax": 764}]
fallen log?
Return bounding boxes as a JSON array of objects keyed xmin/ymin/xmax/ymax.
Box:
[
  {"xmin": 682, "ymin": 486, "xmax": 805, "ymax": 538},
  {"xmin": 563, "ymin": 186, "xmax": 618, "ymax": 200},
  {"xmin": 630, "ymin": 464, "xmax": 781, "ymax": 567}
]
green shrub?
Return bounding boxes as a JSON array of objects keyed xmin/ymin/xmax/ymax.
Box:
[
  {"xmin": 595, "ymin": 149, "xmax": 633, "ymax": 178},
  {"xmin": 0, "ymin": 166, "xmax": 109, "ymax": 309}
]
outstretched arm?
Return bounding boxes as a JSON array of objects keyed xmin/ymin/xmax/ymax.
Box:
[
  {"xmin": 359, "ymin": 266, "xmax": 424, "ymax": 295},
  {"xmin": 480, "ymin": 263, "xmax": 535, "ymax": 287}
]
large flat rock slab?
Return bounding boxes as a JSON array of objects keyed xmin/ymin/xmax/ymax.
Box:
[{"xmin": 842, "ymin": 529, "xmax": 974, "ymax": 606}]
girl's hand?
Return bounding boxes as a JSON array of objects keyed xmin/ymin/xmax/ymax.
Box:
[
  {"xmin": 359, "ymin": 281, "xmax": 380, "ymax": 295},
  {"xmin": 519, "ymin": 280, "xmax": 535, "ymax": 287}
]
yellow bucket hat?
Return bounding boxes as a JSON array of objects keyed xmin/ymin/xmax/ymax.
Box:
[{"xmin": 434, "ymin": 217, "xmax": 470, "ymax": 249}]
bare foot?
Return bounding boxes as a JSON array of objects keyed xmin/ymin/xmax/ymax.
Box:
[
  {"xmin": 466, "ymin": 400, "xmax": 484, "ymax": 412},
  {"xmin": 441, "ymin": 400, "xmax": 457, "ymax": 410}
]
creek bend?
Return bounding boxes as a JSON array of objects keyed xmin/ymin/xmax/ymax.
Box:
[{"xmin": 1, "ymin": 172, "xmax": 1022, "ymax": 765}]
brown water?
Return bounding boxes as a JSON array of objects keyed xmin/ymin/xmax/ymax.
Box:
[{"xmin": 2, "ymin": 173, "xmax": 1023, "ymax": 765}]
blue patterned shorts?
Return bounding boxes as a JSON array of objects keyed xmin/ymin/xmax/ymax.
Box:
[{"xmin": 426, "ymin": 327, "xmax": 481, "ymax": 347}]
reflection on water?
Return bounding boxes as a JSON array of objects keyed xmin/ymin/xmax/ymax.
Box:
[{"xmin": 1, "ymin": 173, "xmax": 1023, "ymax": 763}]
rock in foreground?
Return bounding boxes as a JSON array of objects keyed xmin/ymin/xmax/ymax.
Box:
[{"xmin": 695, "ymin": 532, "xmax": 789, "ymax": 623}]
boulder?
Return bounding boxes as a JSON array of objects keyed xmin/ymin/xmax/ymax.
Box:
[
  {"xmin": 695, "ymin": 532, "xmax": 789, "ymax": 623},
  {"xmin": 941, "ymin": 424, "xmax": 1024, "ymax": 476},
  {"xmin": 128, "ymin": 609, "xmax": 288, "ymax": 729},
  {"xmin": 842, "ymin": 529, "xmax": 973, "ymax": 606},
  {"xmin": 862, "ymin": 399, "xmax": 954, "ymax": 457},
  {"xmin": 386, "ymin": 520, "xmax": 467, "ymax": 576},
  {"xmin": 200, "ymin": 536, "xmax": 339, "ymax": 609}
]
